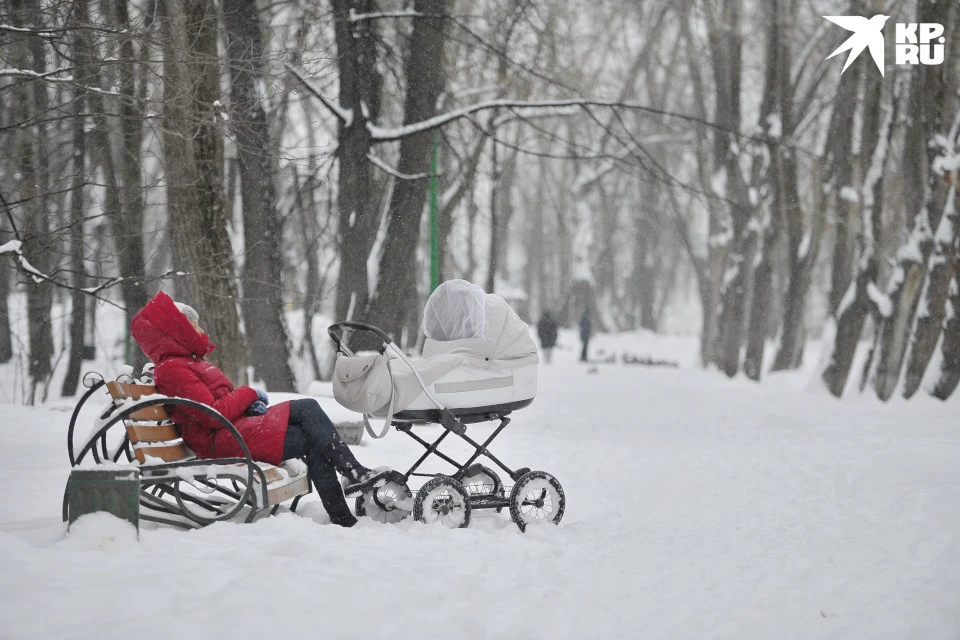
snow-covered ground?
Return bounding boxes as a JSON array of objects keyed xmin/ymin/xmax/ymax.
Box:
[{"xmin": 1, "ymin": 330, "xmax": 958, "ymax": 639}]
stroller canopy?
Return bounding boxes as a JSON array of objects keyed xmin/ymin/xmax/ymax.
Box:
[
  {"xmin": 422, "ymin": 279, "xmax": 486, "ymax": 341},
  {"xmin": 421, "ymin": 280, "xmax": 537, "ymax": 362}
]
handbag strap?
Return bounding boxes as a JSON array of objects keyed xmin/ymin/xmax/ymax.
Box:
[{"xmin": 362, "ymin": 358, "xmax": 395, "ymax": 439}]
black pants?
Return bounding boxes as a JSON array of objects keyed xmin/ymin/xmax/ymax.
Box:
[{"xmin": 282, "ymin": 398, "xmax": 365, "ymax": 525}]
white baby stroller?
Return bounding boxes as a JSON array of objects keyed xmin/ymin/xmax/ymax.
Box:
[{"xmin": 328, "ymin": 280, "xmax": 565, "ymax": 531}]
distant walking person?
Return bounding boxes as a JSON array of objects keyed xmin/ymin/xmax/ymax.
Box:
[
  {"xmin": 579, "ymin": 308, "xmax": 592, "ymax": 362},
  {"xmin": 537, "ymin": 311, "xmax": 559, "ymax": 364}
]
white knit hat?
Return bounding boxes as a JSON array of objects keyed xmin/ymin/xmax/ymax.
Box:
[{"xmin": 173, "ymin": 302, "xmax": 200, "ymax": 325}]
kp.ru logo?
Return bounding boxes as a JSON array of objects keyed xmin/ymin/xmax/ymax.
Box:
[{"xmin": 824, "ymin": 15, "xmax": 946, "ymax": 77}]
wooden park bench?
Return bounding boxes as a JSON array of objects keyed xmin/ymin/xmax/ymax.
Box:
[{"xmin": 64, "ymin": 368, "xmax": 311, "ymax": 529}]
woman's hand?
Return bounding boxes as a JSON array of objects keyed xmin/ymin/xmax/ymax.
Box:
[
  {"xmin": 254, "ymin": 389, "xmax": 269, "ymax": 405},
  {"xmin": 246, "ymin": 400, "xmax": 268, "ymax": 416}
]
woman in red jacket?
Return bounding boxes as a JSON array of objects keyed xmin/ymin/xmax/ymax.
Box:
[{"xmin": 130, "ymin": 291, "xmax": 393, "ymax": 527}]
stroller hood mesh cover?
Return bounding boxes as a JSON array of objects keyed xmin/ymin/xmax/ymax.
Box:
[
  {"xmin": 422, "ymin": 279, "xmax": 486, "ymax": 341},
  {"xmin": 420, "ymin": 284, "xmax": 537, "ymax": 362},
  {"xmin": 333, "ymin": 280, "xmax": 538, "ymax": 416}
]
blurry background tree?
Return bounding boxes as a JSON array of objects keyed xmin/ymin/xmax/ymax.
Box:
[{"xmin": 0, "ymin": 0, "xmax": 957, "ymax": 402}]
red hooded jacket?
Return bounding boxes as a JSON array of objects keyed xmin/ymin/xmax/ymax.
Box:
[{"xmin": 130, "ymin": 291, "xmax": 291, "ymax": 464}]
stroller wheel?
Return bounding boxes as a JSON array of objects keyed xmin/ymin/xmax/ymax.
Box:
[
  {"xmin": 355, "ymin": 480, "xmax": 412, "ymax": 524},
  {"xmin": 509, "ymin": 471, "xmax": 565, "ymax": 533},
  {"xmin": 413, "ymin": 476, "xmax": 471, "ymax": 529}
]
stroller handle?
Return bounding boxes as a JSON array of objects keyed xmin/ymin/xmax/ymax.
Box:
[{"xmin": 328, "ymin": 321, "xmax": 393, "ymax": 355}]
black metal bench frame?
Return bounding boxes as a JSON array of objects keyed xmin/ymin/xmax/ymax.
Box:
[{"xmin": 64, "ymin": 373, "xmax": 311, "ymax": 529}]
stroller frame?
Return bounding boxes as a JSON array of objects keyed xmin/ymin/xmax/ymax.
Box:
[
  {"xmin": 329, "ymin": 322, "xmax": 565, "ymax": 531},
  {"xmin": 394, "ymin": 406, "xmax": 529, "ymax": 511}
]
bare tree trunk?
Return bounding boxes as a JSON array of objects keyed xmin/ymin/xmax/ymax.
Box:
[
  {"xmin": 931, "ymin": 264, "xmax": 960, "ymax": 399},
  {"xmin": 159, "ymin": 0, "xmax": 246, "ymax": 382},
  {"xmin": 224, "ymin": 0, "xmax": 295, "ymax": 390},
  {"xmin": 331, "ymin": 0, "xmax": 382, "ymax": 323},
  {"xmin": 709, "ymin": 0, "xmax": 752, "ymax": 378},
  {"xmin": 488, "ymin": 139, "xmax": 518, "ymax": 295},
  {"xmin": 903, "ymin": 174, "xmax": 958, "ymax": 398},
  {"xmin": 365, "ymin": 2, "xmax": 450, "ymax": 341},
  {"xmin": 555, "ymin": 195, "xmax": 571, "ymax": 324},
  {"xmin": 486, "ymin": 134, "xmax": 499, "ymax": 293},
  {"xmin": 821, "ymin": 73, "xmax": 894, "ymax": 396},
  {"xmin": 902, "ymin": 127, "xmax": 960, "ymax": 394},
  {"xmin": 771, "ymin": 155, "xmax": 825, "ymax": 371},
  {"xmin": 743, "ymin": 0, "xmax": 785, "ymax": 381},
  {"xmin": 523, "ymin": 158, "xmax": 546, "ymax": 317},
  {"xmin": 824, "ymin": 2, "xmax": 870, "ymax": 316},
  {"xmin": 632, "ymin": 182, "xmax": 661, "ymax": 331},
  {"xmin": 295, "ymin": 159, "xmax": 324, "ymax": 381},
  {"xmin": 757, "ymin": 0, "xmax": 823, "ymax": 374},
  {"xmin": 438, "ymin": 131, "xmax": 484, "ymax": 283},
  {"xmin": 11, "ymin": 0, "xmax": 55, "ymax": 403},
  {"xmin": 0, "ymin": 229, "xmax": 9, "ymax": 362},
  {"xmin": 113, "ymin": 0, "xmax": 150, "ymax": 372},
  {"xmin": 678, "ymin": 0, "xmax": 723, "ymax": 366},
  {"xmin": 872, "ymin": 0, "xmax": 958, "ymax": 400},
  {"xmin": 61, "ymin": 0, "xmax": 92, "ymax": 397}
]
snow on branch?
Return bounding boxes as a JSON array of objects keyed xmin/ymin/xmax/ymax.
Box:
[
  {"xmin": 286, "ymin": 65, "xmax": 352, "ymax": 126},
  {"xmin": 0, "ymin": 238, "xmax": 179, "ymax": 309},
  {"xmin": 0, "ymin": 66, "xmax": 72, "ymax": 80},
  {"xmin": 292, "ymin": 73, "xmax": 817, "ymax": 160},
  {"xmin": 348, "ymin": 9, "xmax": 422, "ymax": 22},
  {"xmin": 366, "ymin": 154, "xmax": 431, "ymax": 180},
  {"xmin": 366, "ymin": 97, "xmax": 790, "ymax": 146},
  {"xmin": 0, "ymin": 22, "xmax": 127, "ymax": 36},
  {"xmin": 368, "ymin": 99, "xmax": 612, "ymax": 142},
  {"xmin": 0, "ymin": 67, "xmax": 123, "ymax": 97},
  {"xmin": 1, "ymin": 238, "xmax": 119, "ymax": 300},
  {"xmin": 0, "ymin": 23, "xmax": 58, "ymax": 38},
  {"xmin": 0, "ymin": 240, "xmax": 46, "ymax": 284}
]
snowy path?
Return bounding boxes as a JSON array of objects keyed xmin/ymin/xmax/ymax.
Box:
[{"xmin": 1, "ymin": 340, "xmax": 958, "ymax": 639}]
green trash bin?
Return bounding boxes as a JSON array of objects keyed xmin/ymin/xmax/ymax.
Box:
[{"xmin": 67, "ymin": 468, "xmax": 141, "ymax": 533}]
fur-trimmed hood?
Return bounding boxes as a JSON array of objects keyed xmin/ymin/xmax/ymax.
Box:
[{"xmin": 131, "ymin": 291, "xmax": 214, "ymax": 363}]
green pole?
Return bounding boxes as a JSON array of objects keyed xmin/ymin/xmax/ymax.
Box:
[{"xmin": 429, "ymin": 128, "xmax": 440, "ymax": 292}]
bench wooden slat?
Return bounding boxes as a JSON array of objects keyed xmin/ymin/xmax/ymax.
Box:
[
  {"xmin": 126, "ymin": 405, "xmax": 170, "ymax": 422},
  {"xmin": 127, "ymin": 422, "xmax": 181, "ymax": 444},
  {"xmin": 268, "ymin": 475, "xmax": 311, "ymax": 506},
  {"xmin": 106, "ymin": 381, "xmax": 162, "ymax": 401},
  {"xmin": 133, "ymin": 441, "xmax": 193, "ymax": 464},
  {"xmin": 106, "ymin": 382, "xmax": 172, "ymax": 422},
  {"xmin": 256, "ymin": 466, "xmax": 285, "ymax": 485}
]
